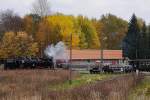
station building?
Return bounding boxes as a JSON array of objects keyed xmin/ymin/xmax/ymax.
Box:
[{"xmin": 68, "ymin": 50, "xmax": 128, "ymax": 65}]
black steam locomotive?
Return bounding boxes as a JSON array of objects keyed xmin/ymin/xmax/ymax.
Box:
[{"xmin": 0, "ymin": 57, "xmax": 54, "ymax": 70}]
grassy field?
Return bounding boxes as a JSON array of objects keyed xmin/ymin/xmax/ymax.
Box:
[
  {"xmin": 0, "ymin": 70, "xmax": 72, "ymax": 100},
  {"xmin": 128, "ymin": 75, "xmax": 150, "ymax": 100},
  {"xmin": 49, "ymin": 73, "xmax": 118, "ymax": 91},
  {"xmin": 0, "ymin": 70, "xmax": 143, "ymax": 100}
]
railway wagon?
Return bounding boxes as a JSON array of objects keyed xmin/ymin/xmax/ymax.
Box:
[{"xmin": 129, "ymin": 59, "xmax": 150, "ymax": 72}]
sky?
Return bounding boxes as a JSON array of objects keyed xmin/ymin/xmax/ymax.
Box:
[{"xmin": 0, "ymin": 0, "xmax": 150, "ymax": 23}]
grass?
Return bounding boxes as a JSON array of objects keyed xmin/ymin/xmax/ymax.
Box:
[
  {"xmin": 49, "ymin": 73, "xmax": 117, "ymax": 91},
  {"xmin": 48, "ymin": 73, "xmax": 142, "ymax": 100},
  {"xmin": 0, "ymin": 69, "xmax": 74, "ymax": 100},
  {"xmin": 0, "ymin": 69, "xmax": 143, "ymax": 100},
  {"xmin": 128, "ymin": 75, "xmax": 150, "ymax": 100}
]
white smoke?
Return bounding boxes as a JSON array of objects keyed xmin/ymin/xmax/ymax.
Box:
[{"xmin": 44, "ymin": 42, "xmax": 69, "ymax": 63}]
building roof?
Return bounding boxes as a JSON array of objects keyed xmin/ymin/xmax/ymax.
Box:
[{"xmin": 68, "ymin": 50, "xmax": 123, "ymax": 60}]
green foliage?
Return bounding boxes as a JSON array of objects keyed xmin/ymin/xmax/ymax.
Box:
[
  {"xmin": 123, "ymin": 14, "xmax": 150, "ymax": 59},
  {"xmin": 128, "ymin": 76, "xmax": 150, "ymax": 100},
  {"xmin": 139, "ymin": 22, "xmax": 149, "ymax": 58},
  {"xmin": 123, "ymin": 14, "xmax": 141, "ymax": 59},
  {"xmin": 100, "ymin": 14, "xmax": 128, "ymax": 49},
  {"xmin": 77, "ymin": 16, "xmax": 100, "ymax": 49},
  {"xmin": 49, "ymin": 73, "xmax": 116, "ymax": 91},
  {"xmin": 78, "ymin": 32, "xmax": 88, "ymax": 49},
  {"xmin": 1, "ymin": 11, "xmax": 150, "ymax": 58}
]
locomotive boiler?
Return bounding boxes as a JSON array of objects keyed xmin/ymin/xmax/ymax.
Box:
[{"xmin": 2, "ymin": 57, "xmax": 54, "ymax": 70}]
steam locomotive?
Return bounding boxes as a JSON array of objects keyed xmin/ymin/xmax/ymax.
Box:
[{"xmin": 0, "ymin": 57, "xmax": 54, "ymax": 70}]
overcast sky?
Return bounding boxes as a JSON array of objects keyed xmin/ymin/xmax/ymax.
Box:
[{"xmin": 0, "ymin": 0, "xmax": 150, "ymax": 23}]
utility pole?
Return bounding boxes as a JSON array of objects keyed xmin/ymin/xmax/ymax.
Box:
[
  {"xmin": 100, "ymin": 35, "xmax": 107, "ymax": 68},
  {"xmin": 69, "ymin": 33, "xmax": 72, "ymax": 84},
  {"xmin": 136, "ymin": 35, "xmax": 139, "ymax": 74},
  {"xmin": 101, "ymin": 44, "xmax": 103, "ymax": 66},
  {"xmin": 100, "ymin": 37, "xmax": 103, "ymax": 72}
]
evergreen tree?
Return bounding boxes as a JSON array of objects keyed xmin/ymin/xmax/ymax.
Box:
[
  {"xmin": 139, "ymin": 22, "xmax": 148, "ymax": 58},
  {"xmin": 147, "ymin": 25, "xmax": 150, "ymax": 58},
  {"xmin": 123, "ymin": 14, "xmax": 140, "ymax": 59}
]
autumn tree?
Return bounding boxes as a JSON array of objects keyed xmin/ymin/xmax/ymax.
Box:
[
  {"xmin": 78, "ymin": 32, "xmax": 87, "ymax": 49},
  {"xmin": 15, "ymin": 32, "xmax": 39, "ymax": 57},
  {"xmin": 24, "ymin": 14, "xmax": 41, "ymax": 38},
  {"xmin": 0, "ymin": 32, "xmax": 38, "ymax": 58},
  {"xmin": 36, "ymin": 17, "xmax": 63, "ymax": 56},
  {"xmin": 137, "ymin": 18, "xmax": 145, "ymax": 30},
  {"xmin": 92, "ymin": 19, "xmax": 104, "ymax": 48},
  {"xmin": 46, "ymin": 15, "xmax": 80, "ymax": 48},
  {"xmin": 36, "ymin": 18, "xmax": 48, "ymax": 45},
  {"xmin": 0, "ymin": 32, "xmax": 16, "ymax": 58},
  {"xmin": 100, "ymin": 14, "xmax": 128, "ymax": 49},
  {"xmin": 77, "ymin": 16, "xmax": 100, "ymax": 49}
]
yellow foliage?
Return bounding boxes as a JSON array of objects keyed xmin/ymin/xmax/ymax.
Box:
[
  {"xmin": 0, "ymin": 32, "xmax": 16, "ymax": 58},
  {"xmin": 28, "ymin": 42, "xmax": 39, "ymax": 56},
  {"xmin": 0, "ymin": 31, "xmax": 39, "ymax": 58},
  {"xmin": 46, "ymin": 15, "xmax": 80, "ymax": 48},
  {"xmin": 36, "ymin": 18, "xmax": 51, "ymax": 48},
  {"xmin": 24, "ymin": 16, "xmax": 34, "ymax": 35}
]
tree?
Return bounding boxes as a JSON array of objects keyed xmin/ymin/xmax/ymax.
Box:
[
  {"xmin": 138, "ymin": 22, "xmax": 148, "ymax": 58},
  {"xmin": 15, "ymin": 32, "xmax": 39, "ymax": 56},
  {"xmin": 36, "ymin": 17, "xmax": 63, "ymax": 56},
  {"xmin": 146, "ymin": 25, "xmax": 150, "ymax": 58},
  {"xmin": 148, "ymin": 25, "xmax": 150, "ymax": 49},
  {"xmin": 0, "ymin": 32, "xmax": 39, "ymax": 58},
  {"xmin": 137, "ymin": 18, "xmax": 145, "ymax": 30},
  {"xmin": 32, "ymin": 0, "xmax": 51, "ymax": 17},
  {"xmin": 92, "ymin": 19, "xmax": 104, "ymax": 48},
  {"xmin": 123, "ymin": 14, "xmax": 140, "ymax": 59},
  {"xmin": 0, "ymin": 32, "xmax": 16, "ymax": 58},
  {"xmin": 78, "ymin": 32, "xmax": 87, "ymax": 49},
  {"xmin": 100, "ymin": 14, "xmax": 128, "ymax": 49},
  {"xmin": 0, "ymin": 10, "xmax": 24, "ymax": 33},
  {"xmin": 24, "ymin": 14, "xmax": 41, "ymax": 38},
  {"xmin": 77, "ymin": 16, "xmax": 100, "ymax": 49},
  {"xmin": 46, "ymin": 15, "xmax": 80, "ymax": 48}
]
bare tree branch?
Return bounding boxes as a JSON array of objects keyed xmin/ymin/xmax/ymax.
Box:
[{"xmin": 32, "ymin": 0, "xmax": 51, "ymax": 17}]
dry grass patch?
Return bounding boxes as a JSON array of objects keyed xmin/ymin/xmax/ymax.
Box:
[
  {"xmin": 0, "ymin": 70, "xmax": 143, "ymax": 100},
  {"xmin": 0, "ymin": 69, "xmax": 75, "ymax": 100}
]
